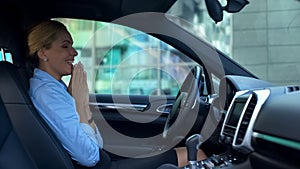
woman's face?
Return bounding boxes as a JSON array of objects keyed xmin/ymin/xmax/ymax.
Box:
[{"xmin": 40, "ymin": 30, "xmax": 78, "ymax": 80}]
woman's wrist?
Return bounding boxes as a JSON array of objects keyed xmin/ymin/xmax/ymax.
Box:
[
  {"xmin": 88, "ymin": 116, "xmax": 94, "ymax": 124},
  {"xmin": 77, "ymin": 104, "xmax": 92, "ymax": 118},
  {"xmin": 89, "ymin": 119, "xmax": 96, "ymax": 131}
]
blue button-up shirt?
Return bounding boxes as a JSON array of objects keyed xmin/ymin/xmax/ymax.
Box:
[{"xmin": 29, "ymin": 68, "xmax": 103, "ymax": 167}]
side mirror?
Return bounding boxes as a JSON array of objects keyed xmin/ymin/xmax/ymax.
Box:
[{"xmin": 205, "ymin": 0, "xmax": 249, "ymax": 23}]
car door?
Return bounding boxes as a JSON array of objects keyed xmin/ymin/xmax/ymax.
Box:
[{"xmin": 59, "ymin": 18, "xmax": 212, "ymax": 158}]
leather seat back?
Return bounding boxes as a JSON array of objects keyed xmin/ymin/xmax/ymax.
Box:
[
  {"xmin": 0, "ymin": 96, "xmax": 38, "ymax": 169},
  {"xmin": 0, "ymin": 61, "xmax": 74, "ymax": 169}
]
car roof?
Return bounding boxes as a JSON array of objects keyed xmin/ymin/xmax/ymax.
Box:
[
  {"xmin": 0, "ymin": 0, "xmax": 176, "ymax": 65},
  {"xmin": 3, "ymin": 0, "xmax": 176, "ymax": 22}
]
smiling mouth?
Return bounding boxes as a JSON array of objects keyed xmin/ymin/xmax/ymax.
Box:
[{"xmin": 66, "ymin": 60, "xmax": 75, "ymax": 65}]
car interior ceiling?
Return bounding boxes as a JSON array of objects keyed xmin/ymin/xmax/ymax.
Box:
[{"xmin": 3, "ymin": 0, "xmax": 176, "ymax": 22}]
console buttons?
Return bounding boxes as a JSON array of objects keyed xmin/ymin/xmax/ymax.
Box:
[{"xmin": 224, "ymin": 136, "xmax": 232, "ymax": 144}]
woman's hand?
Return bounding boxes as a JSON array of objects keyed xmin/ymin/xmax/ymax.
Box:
[{"xmin": 68, "ymin": 62, "xmax": 92, "ymax": 124}]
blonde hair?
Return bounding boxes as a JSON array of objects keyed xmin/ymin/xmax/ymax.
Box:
[{"xmin": 27, "ymin": 20, "xmax": 68, "ymax": 67}]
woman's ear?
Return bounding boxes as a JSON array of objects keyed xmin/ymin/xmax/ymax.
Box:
[{"xmin": 37, "ymin": 48, "xmax": 48, "ymax": 62}]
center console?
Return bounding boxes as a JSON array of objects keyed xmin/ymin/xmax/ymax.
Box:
[
  {"xmin": 220, "ymin": 89, "xmax": 269, "ymax": 152},
  {"xmin": 181, "ymin": 89, "xmax": 270, "ymax": 169}
]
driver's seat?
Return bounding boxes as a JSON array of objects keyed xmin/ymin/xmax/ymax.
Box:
[{"xmin": 0, "ymin": 61, "xmax": 74, "ymax": 169}]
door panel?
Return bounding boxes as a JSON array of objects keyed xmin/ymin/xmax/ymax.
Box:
[
  {"xmin": 90, "ymin": 95, "xmax": 175, "ymax": 138},
  {"xmin": 89, "ymin": 94, "xmax": 177, "ymax": 158},
  {"xmin": 90, "ymin": 94, "xmax": 176, "ymax": 138},
  {"xmin": 90, "ymin": 94, "xmax": 210, "ymax": 159}
]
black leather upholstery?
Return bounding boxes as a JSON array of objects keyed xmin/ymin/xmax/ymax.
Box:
[
  {"xmin": 0, "ymin": 96, "xmax": 38, "ymax": 169},
  {"xmin": 0, "ymin": 61, "xmax": 74, "ymax": 169}
]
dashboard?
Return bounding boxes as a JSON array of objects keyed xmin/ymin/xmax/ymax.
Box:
[
  {"xmin": 198, "ymin": 75, "xmax": 300, "ymax": 169},
  {"xmin": 220, "ymin": 89, "xmax": 269, "ymax": 154}
]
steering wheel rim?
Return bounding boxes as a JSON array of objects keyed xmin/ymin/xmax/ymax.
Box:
[{"xmin": 163, "ymin": 66, "xmax": 203, "ymax": 138}]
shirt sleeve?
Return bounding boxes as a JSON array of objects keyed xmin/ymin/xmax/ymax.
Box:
[
  {"xmin": 80, "ymin": 123, "xmax": 103, "ymax": 148},
  {"xmin": 31, "ymin": 83, "xmax": 101, "ymax": 167}
]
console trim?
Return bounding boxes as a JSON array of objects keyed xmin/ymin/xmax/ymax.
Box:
[
  {"xmin": 253, "ymin": 132, "xmax": 300, "ymax": 151},
  {"xmin": 233, "ymin": 89, "xmax": 270, "ymax": 153},
  {"xmin": 220, "ymin": 90, "xmax": 249, "ymax": 139},
  {"xmin": 220, "ymin": 89, "xmax": 270, "ymax": 153}
]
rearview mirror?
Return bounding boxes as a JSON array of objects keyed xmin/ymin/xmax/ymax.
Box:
[
  {"xmin": 224, "ymin": 0, "xmax": 249, "ymax": 13},
  {"xmin": 205, "ymin": 0, "xmax": 249, "ymax": 23},
  {"xmin": 204, "ymin": 0, "xmax": 223, "ymax": 23}
]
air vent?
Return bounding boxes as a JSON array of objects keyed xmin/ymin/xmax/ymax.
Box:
[
  {"xmin": 223, "ymin": 125, "xmax": 236, "ymax": 137},
  {"xmin": 286, "ymin": 86, "xmax": 300, "ymax": 93},
  {"xmin": 235, "ymin": 94, "xmax": 257, "ymax": 145}
]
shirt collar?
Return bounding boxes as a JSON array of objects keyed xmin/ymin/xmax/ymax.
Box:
[{"xmin": 33, "ymin": 68, "xmax": 68, "ymax": 90}]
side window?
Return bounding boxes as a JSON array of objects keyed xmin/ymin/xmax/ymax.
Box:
[
  {"xmin": 0, "ymin": 48, "xmax": 13, "ymax": 63},
  {"xmin": 58, "ymin": 18, "xmax": 201, "ymax": 96}
]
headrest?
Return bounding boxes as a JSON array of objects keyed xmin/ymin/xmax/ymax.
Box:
[
  {"xmin": 0, "ymin": 61, "xmax": 31, "ymax": 104},
  {"xmin": 0, "ymin": 4, "xmax": 26, "ymax": 66}
]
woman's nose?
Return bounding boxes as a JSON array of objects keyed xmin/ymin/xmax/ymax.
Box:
[{"xmin": 72, "ymin": 48, "xmax": 78, "ymax": 57}]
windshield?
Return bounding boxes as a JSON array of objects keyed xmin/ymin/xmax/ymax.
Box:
[{"xmin": 167, "ymin": 0, "xmax": 300, "ymax": 86}]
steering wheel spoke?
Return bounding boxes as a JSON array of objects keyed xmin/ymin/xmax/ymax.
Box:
[{"xmin": 163, "ymin": 66, "xmax": 204, "ymax": 139}]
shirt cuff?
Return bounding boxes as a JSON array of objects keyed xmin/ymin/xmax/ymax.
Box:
[{"xmin": 80, "ymin": 123, "xmax": 103, "ymax": 148}]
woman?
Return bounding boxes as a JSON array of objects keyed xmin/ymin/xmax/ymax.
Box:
[{"xmin": 27, "ymin": 20, "xmax": 206, "ymax": 169}]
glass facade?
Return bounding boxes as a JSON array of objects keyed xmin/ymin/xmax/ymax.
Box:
[
  {"xmin": 57, "ymin": 19, "xmax": 197, "ymax": 96},
  {"xmin": 168, "ymin": 0, "xmax": 300, "ymax": 86},
  {"xmin": 167, "ymin": 0, "xmax": 232, "ymax": 56},
  {"xmin": 58, "ymin": 0, "xmax": 300, "ymax": 94}
]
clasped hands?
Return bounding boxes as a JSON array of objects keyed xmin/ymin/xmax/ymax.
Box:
[{"xmin": 68, "ymin": 62, "xmax": 95, "ymax": 129}]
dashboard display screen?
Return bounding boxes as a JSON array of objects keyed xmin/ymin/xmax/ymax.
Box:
[{"xmin": 227, "ymin": 102, "xmax": 246, "ymax": 127}]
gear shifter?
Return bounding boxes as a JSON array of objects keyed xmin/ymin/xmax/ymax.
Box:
[{"xmin": 185, "ymin": 134, "xmax": 203, "ymax": 169}]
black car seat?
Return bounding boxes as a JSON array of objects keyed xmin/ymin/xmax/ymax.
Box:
[
  {"xmin": 0, "ymin": 61, "xmax": 75, "ymax": 169},
  {"xmin": 0, "ymin": 95, "xmax": 38, "ymax": 169}
]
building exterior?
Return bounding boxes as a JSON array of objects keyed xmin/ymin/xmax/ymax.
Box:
[
  {"xmin": 232, "ymin": 0, "xmax": 300, "ymax": 86},
  {"xmin": 59, "ymin": 0, "xmax": 300, "ymax": 95}
]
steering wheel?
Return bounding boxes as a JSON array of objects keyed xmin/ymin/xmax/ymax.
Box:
[{"xmin": 163, "ymin": 66, "xmax": 204, "ymax": 138}]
